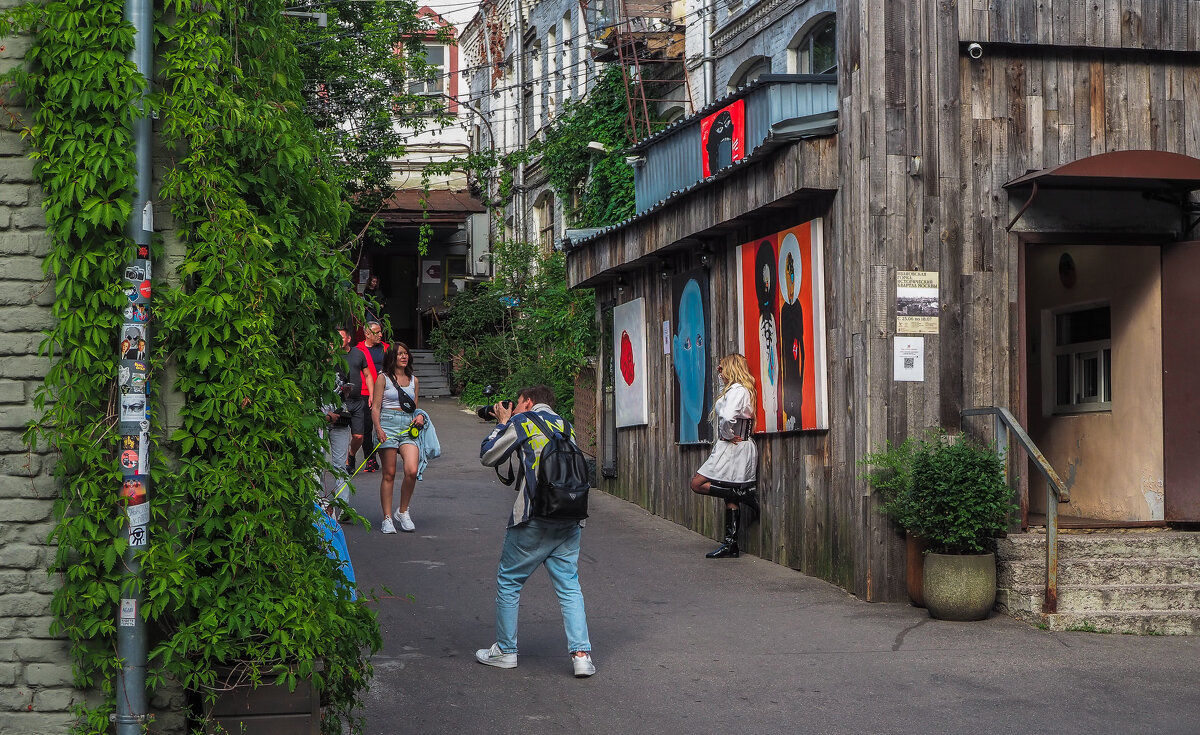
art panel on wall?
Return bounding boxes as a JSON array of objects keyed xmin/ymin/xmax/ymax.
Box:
[
  {"xmin": 613, "ymin": 298, "xmax": 649, "ymax": 427},
  {"xmin": 672, "ymin": 269, "xmax": 713, "ymax": 444},
  {"xmin": 736, "ymin": 219, "xmax": 829, "ymax": 432}
]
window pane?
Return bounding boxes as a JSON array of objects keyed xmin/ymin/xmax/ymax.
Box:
[
  {"xmin": 811, "ymin": 20, "xmax": 836, "ymax": 73},
  {"xmin": 1076, "ymin": 351, "xmax": 1099, "ymax": 403},
  {"xmin": 1056, "ymin": 354, "xmax": 1071, "ymax": 406},
  {"xmin": 1103, "ymin": 348, "xmax": 1112, "ymax": 402},
  {"xmin": 425, "ymin": 45, "xmax": 444, "ymax": 66},
  {"xmin": 1057, "ymin": 306, "xmax": 1110, "ymax": 345}
]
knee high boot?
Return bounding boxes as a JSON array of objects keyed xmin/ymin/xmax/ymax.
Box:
[
  {"xmin": 705, "ymin": 507, "xmax": 740, "ymax": 558},
  {"xmin": 707, "ymin": 482, "xmax": 760, "ymax": 526}
]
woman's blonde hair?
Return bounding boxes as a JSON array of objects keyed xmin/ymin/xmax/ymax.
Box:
[{"xmin": 714, "ymin": 353, "xmax": 757, "ymax": 409}]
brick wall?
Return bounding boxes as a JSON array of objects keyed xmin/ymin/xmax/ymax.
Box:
[{"xmin": 0, "ymin": 122, "xmax": 82, "ymax": 731}]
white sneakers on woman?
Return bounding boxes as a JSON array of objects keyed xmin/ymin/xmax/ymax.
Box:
[{"xmin": 393, "ymin": 508, "xmax": 415, "ymax": 532}]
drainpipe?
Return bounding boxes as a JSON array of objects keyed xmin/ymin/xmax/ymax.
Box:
[
  {"xmin": 702, "ymin": 0, "xmax": 716, "ymax": 105},
  {"xmin": 513, "ymin": 0, "xmax": 527, "ymax": 244},
  {"xmin": 114, "ymin": 0, "xmax": 152, "ymax": 732}
]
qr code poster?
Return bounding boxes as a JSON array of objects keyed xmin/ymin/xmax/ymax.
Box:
[{"xmin": 893, "ymin": 337, "xmax": 924, "ymax": 382}]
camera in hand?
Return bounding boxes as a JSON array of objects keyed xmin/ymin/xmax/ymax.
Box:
[{"xmin": 475, "ymin": 384, "xmax": 513, "ymax": 421}]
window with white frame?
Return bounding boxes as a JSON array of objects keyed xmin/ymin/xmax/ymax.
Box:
[
  {"xmin": 789, "ymin": 15, "xmax": 836, "ymax": 74},
  {"xmin": 409, "ymin": 43, "xmax": 446, "ymax": 94},
  {"xmin": 562, "ymin": 13, "xmax": 573, "ymax": 100},
  {"xmin": 1052, "ymin": 304, "xmax": 1112, "ymax": 413}
]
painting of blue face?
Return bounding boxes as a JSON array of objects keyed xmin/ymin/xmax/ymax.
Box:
[{"xmin": 672, "ymin": 270, "xmax": 713, "ymax": 443}]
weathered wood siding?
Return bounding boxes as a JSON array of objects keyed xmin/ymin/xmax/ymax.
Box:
[{"xmin": 568, "ymin": 0, "xmax": 1200, "ymax": 603}]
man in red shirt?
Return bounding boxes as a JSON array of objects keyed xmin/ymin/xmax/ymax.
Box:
[{"xmin": 351, "ymin": 321, "xmax": 387, "ymax": 472}]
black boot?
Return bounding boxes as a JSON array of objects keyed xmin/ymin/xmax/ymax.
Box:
[
  {"xmin": 706, "ymin": 507, "xmax": 740, "ymax": 558},
  {"xmin": 708, "ymin": 482, "xmax": 760, "ymax": 526}
]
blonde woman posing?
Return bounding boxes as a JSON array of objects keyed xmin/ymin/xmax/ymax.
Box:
[
  {"xmin": 372, "ymin": 342, "xmax": 424, "ymax": 534},
  {"xmin": 689, "ymin": 353, "xmax": 760, "ymax": 558}
]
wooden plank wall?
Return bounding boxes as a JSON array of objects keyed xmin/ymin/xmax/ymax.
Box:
[
  {"xmin": 572, "ymin": 0, "xmax": 1200, "ymax": 604},
  {"xmin": 959, "ymin": 0, "xmax": 1200, "ymax": 51}
]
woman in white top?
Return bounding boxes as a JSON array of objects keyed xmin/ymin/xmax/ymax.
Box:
[
  {"xmin": 689, "ymin": 353, "xmax": 760, "ymax": 558},
  {"xmin": 372, "ymin": 342, "xmax": 424, "ymax": 534}
]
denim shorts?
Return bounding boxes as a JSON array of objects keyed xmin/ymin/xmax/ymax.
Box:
[{"xmin": 379, "ymin": 409, "xmax": 417, "ymax": 450}]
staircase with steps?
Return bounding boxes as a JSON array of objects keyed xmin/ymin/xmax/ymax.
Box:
[
  {"xmin": 410, "ymin": 349, "xmax": 451, "ymax": 399},
  {"xmin": 994, "ymin": 530, "xmax": 1200, "ymax": 635}
]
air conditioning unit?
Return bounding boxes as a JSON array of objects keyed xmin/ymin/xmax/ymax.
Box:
[{"xmin": 468, "ymin": 213, "xmax": 492, "ymax": 276}]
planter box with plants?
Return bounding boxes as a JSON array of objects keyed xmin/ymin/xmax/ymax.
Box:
[{"xmin": 864, "ymin": 430, "xmax": 1017, "ymax": 621}]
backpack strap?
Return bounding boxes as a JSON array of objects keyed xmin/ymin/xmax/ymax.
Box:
[
  {"xmin": 526, "ymin": 411, "xmax": 571, "ymax": 441},
  {"xmin": 385, "ymin": 371, "xmax": 417, "ymax": 413}
]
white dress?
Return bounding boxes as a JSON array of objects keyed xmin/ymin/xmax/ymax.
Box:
[{"xmin": 695, "ymin": 382, "xmax": 757, "ymax": 486}]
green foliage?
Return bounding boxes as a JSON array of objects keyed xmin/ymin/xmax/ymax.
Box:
[
  {"xmin": 863, "ymin": 431, "xmax": 1016, "ymax": 555},
  {"xmin": 539, "ymin": 65, "xmax": 638, "ymax": 228},
  {"xmin": 1, "ymin": 0, "xmax": 444, "ymax": 731},
  {"xmin": 430, "ymin": 237, "xmax": 596, "ymax": 420}
]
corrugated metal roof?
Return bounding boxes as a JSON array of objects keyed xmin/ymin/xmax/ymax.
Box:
[{"xmin": 562, "ymin": 76, "xmax": 838, "ymax": 252}]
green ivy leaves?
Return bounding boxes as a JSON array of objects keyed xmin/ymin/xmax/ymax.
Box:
[{"xmin": 4, "ymin": 0, "xmax": 433, "ymax": 732}]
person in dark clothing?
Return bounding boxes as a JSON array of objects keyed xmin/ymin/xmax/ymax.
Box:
[
  {"xmin": 341, "ymin": 327, "xmax": 370, "ymax": 474},
  {"xmin": 364, "ymin": 275, "xmax": 387, "ymax": 323}
]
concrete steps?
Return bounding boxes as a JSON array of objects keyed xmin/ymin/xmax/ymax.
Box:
[
  {"xmin": 994, "ymin": 530, "xmax": 1200, "ymax": 635},
  {"xmin": 410, "ymin": 349, "xmax": 451, "ymax": 398}
]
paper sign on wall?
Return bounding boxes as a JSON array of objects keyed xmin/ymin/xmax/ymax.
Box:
[
  {"xmin": 894, "ymin": 337, "xmax": 925, "ymax": 381},
  {"xmin": 896, "ymin": 271, "xmax": 939, "ymax": 334}
]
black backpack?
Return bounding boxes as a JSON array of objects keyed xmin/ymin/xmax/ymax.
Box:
[{"xmin": 524, "ymin": 412, "xmax": 590, "ymax": 520}]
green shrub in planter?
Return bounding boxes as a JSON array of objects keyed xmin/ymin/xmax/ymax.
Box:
[{"xmin": 864, "ymin": 431, "xmax": 1016, "ymax": 554}]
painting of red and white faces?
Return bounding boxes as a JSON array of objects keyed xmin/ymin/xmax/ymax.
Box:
[{"xmin": 736, "ymin": 219, "xmax": 829, "ymax": 432}]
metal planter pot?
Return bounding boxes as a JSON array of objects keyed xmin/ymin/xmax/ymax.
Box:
[{"xmin": 922, "ymin": 552, "xmax": 997, "ymax": 621}]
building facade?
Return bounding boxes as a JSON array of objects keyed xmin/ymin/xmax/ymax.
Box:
[
  {"xmin": 565, "ymin": 0, "xmax": 1200, "ymax": 602},
  {"xmin": 359, "ymin": 6, "xmax": 491, "ymax": 350},
  {"xmin": 461, "ymin": 0, "xmax": 606, "ymax": 251}
]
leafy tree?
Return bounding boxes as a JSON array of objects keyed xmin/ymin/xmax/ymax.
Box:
[
  {"xmin": 539, "ymin": 65, "xmax": 639, "ymax": 228},
  {"xmin": 0, "ymin": 0, "xmax": 446, "ymax": 732},
  {"xmin": 431, "ymin": 237, "xmax": 596, "ymax": 420}
]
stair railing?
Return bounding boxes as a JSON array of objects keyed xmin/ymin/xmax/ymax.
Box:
[{"xmin": 961, "ymin": 406, "xmax": 1070, "ymax": 613}]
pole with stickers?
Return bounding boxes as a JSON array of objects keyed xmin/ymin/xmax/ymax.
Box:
[{"xmin": 114, "ymin": 0, "xmax": 152, "ymax": 730}]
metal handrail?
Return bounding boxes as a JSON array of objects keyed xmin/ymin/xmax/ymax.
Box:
[{"xmin": 962, "ymin": 406, "xmax": 1069, "ymax": 613}]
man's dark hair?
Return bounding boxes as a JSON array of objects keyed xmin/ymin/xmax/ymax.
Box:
[{"xmin": 518, "ymin": 385, "xmax": 556, "ymax": 409}]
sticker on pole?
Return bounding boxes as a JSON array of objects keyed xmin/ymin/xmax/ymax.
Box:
[
  {"xmin": 120, "ymin": 598, "xmax": 137, "ymax": 627},
  {"xmin": 127, "ymin": 503, "xmax": 149, "ymax": 547},
  {"xmin": 121, "ymin": 477, "xmax": 147, "ymax": 506},
  {"xmin": 120, "ymin": 394, "xmax": 146, "ymax": 423}
]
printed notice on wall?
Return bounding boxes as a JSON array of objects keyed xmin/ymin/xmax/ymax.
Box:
[
  {"xmin": 894, "ymin": 336, "xmax": 925, "ymax": 382},
  {"xmin": 662, "ymin": 320, "xmax": 671, "ymax": 354},
  {"xmin": 896, "ymin": 271, "xmax": 939, "ymax": 334}
]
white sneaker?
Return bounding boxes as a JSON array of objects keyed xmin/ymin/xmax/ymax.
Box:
[
  {"xmin": 475, "ymin": 643, "xmax": 517, "ymax": 669},
  {"xmin": 571, "ymin": 651, "xmax": 595, "ymax": 678},
  {"xmin": 380, "ymin": 517, "xmax": 396, "ymax": 534},
  {"xmin": 394, "ymin": 509, "xmax": 415, "ymax": 532}
]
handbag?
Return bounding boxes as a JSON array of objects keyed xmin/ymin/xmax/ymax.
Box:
[{"xmin": 386, "ymin": 372, "xmax": 417, "ymax": 413}]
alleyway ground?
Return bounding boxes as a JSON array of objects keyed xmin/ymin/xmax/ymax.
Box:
[{"xmin": 341, "ymin": 398, "xmax": 1200, "ymax": 735}]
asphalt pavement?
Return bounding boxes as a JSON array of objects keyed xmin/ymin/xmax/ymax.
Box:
[{"xmin": 340, "ymin": 397, "xmax": 1200, "ymax": 735}]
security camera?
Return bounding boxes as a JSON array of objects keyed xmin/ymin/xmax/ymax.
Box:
[
  {"xmin": 967, "ymin": 43, "xmax": 983, "ymax": 60},
  {"xmin": 586, "ymin": 141, "xmax": 608, "ymax": 153}
]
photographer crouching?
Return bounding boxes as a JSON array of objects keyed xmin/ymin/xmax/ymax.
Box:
[{"xmin": 475, "ymin": 385, "xmax": 596, "ymax": 678}]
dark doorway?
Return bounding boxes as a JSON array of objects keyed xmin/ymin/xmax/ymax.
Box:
[{"xmin": 377, "ymin": 255, "xmax": 419, "ymax": 346}]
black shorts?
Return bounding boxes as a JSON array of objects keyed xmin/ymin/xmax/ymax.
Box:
[{"xmin": 345, "ymin": 395, "xmax": 369, "ymax": 435}]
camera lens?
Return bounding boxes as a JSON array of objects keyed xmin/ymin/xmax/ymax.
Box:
[{"xmin": 476, "ymin": 405, "xmax": 497, "ymax": 421}]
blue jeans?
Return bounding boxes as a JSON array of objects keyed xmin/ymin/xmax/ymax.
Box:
[{"xmin": 494, "ymin": 518, "xmax": 591, "ymax": 655}]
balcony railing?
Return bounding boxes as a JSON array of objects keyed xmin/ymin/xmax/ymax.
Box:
[{"xmin": 629, "ymin": 73, "xmax": 838, "ymax": 216}]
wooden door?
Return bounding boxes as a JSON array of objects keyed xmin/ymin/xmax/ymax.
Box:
[{"xmin": 1162, "ymin": 240, "xmax": 1200, "ymax": 521}]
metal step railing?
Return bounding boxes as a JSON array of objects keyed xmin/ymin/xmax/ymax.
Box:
[{"xmin": 962, "ymin": 406, "xmax": 1070, "ymax": 613}]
